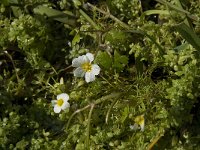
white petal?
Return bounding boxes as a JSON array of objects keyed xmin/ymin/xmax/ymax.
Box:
[
  {"xmin": 72, "ymin": 57, "xmax": 82, "ymax": 67},
  {"xmin": 85, "ymin": 72, "xmax": 95, "ymax": 83},
  {"xmin": 57, "ymin": 93, "xmax": 69, "ymax": 102},
  {"xmin": 130, "ymin": 123, "xmax": 139, "ymax": 130},
  {"xmin": 140, "ymin": 122, "xmax": 145, "ymax": 132},
  {"xmin": 86, "ymin": 53, "xmax": 94, "ymax": 62},
  {"xmin": 81, "ymin": 55, "xmax": 90, "ymax": 63},
  {"xmin": 91, "ymin": 64, "xmax": 100, "ymax": 75},
  {"xmin": 54, "ymin": 105, "xmax": 61, "ymax": 113},
  {"xmin": 73, "ymin": 67, "xmax": 85, "ymax": 77},
  {"xmin": 72, "ymin": 55, "xmax": 90, "ymax": 67},
  {"xmin": 51, "ymin": 100, "xmax": 57, "ymax": 106},
  {"xmin": 129, "ymin": 125, "xmax": 134, "ymax": 130},
  {"xmin": 61, "ymin": 102, "xmax": 70, "ymax": 110}
]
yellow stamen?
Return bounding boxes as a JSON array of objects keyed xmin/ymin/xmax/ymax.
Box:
[
  {"xmin": 81, "ymin": 62, "xmax": 92, "ymax": 72},
  {"xmin": 134, "ymin": 115, "xmax": 144, "ymax": 125},
  {"xmin": 57, "ymin": 99, "xmax": 64, "ymax": 106}
]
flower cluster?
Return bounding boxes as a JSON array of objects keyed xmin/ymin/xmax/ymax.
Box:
[{"xmin": 51, "ymin": 53, "xmax": 100, "ymax": 113}]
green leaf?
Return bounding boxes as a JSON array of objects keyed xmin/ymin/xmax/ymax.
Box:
[
  {"xmin": 95, "ymin": 51, "xmax": 112, "ymax": 70},
  {"xmin": 11, "ymin": 6, "xmax": 22, "ymax": 17},
  {"xmin": 33, "ymin": 6, "xmax": 76, "ymax": 26},
  {"xmin": 105, "ymin": 29, "xmax": 128, "ymax": 45},
  {"xmin": 174, "ymin": 23, "xmax": 200, "ymax": 51},
  {"xmin": 1, "ymin": 0, "xmax": 9, "ymax": 5},
  {"xmin": 173, "ymin": 43, "xmax": 189, "ymax": 52},
  {"xmin": 135, "ymin": 56, "xmax": 144, "ymax": 77},
  {"xmin": 120, "ymin": 106, "xmax": 129, "ymax": 123},
  {"xmin": 142, "ymin": 9, "xmax": 169, "ymax": 16},
  {"xmin": 7, "ymin": 0, "xmax": 22, "ymax": 17},
  {"xmin": 72, "ymin": 34, "xmax": 81, "ymax": 46},
  {"xmin": 73, "ymin": 0, "xmax": 81, "ymax": 8},
  {"xmin": 113, "ymin": 51, "xmax": 128, "ymax": 72},
  {"xmin": 16, "ymin": 139, "xmax": 29, "ymax": 149}
]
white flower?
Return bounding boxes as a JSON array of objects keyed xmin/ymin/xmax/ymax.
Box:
[
  {"xmin": 130, "ymin": 115, "xmax": 145, "ymax": 132},
  {"xmin": 51, "ymin": 93, "xmax": 70, "ymax": 113},
  {"xmin": 135, "ymin": 114, "xmax": 145, "ymax": 131},
  {"xmin": 72, "ymin": 53, "xmax": 100, "ymax": 83}
]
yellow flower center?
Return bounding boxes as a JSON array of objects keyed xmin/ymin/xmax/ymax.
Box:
[
  {"xmin": 57, "ymin": 99, "xmax": 64, "ymax": 106},
  {"xmin": 81, "ymin": 62, "xmax": 92, "ymax": 72},
  {"xmin": 134, "ymin": 115, "xmax": 144, "ymax": 125}
]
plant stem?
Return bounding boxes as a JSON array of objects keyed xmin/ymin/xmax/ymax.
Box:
[
  {"xmin": 66, "ymin": 104, "xmax": 91, "ymax": 130},
  {"xmin": 87, "ymin": 3, "xmax": 130, "ymax": 29},
  {"xmin": 94, "ymin": 92, "xmax": 121, "ymax": 105},
  {"xmin": 86, "ymin": 3, "xmax": 165, "ymax": 55},
  {"xmin": 65, "ymin": 92, "xmax": 121, "ymax": 130},
  {"xmin": 105, "ymin": 98, "xmax": 118, "ymax": 124},
  {"xmin": 4, "ymin": 51, "xmax": 20, "ymax": 83},
  {"xmin": 100, "ymin": 74, "xmax": 115, "ymax": 88},
  {"xmin": 79, "ymin": 9, "xmax": 101, "ymax": 30},
  {"xmin": 147, "ymin": 132, "xmax": 164, "ymax": 150},
  {"xmin": 57, "ymin": 65, "xmax": 72, "ymax": 74},
  {"xmin": 85, "ymin": 103, "xmax": 95, "ymax": 149}
]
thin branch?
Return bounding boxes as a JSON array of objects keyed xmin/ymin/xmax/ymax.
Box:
[
  {"xmin": 100, "ymin": 74, "xmax": 115, "ymax": 88},
  {"xmin": 147, "ymin": 132, "xmax": 164, "ymax": 150},
  {"xmin": 4, "ymin": 51, "xmax": 20, "ymax": 82},
  {"xmin": 85, "ymin": 103, "xmax": 95, "ymax": 149},
  {"xmin": 79, "ymin": 9, "xmax": 101, "ymax": 30},
  {"xmin": 86, "ymin": 3, "xmax": 165, "ymax": 55},
  {"xmin": 105, "ymin": 98, "xmax": 118, "ymax": 124},
  {"xmin": 65, "ymin": 104, "xmax": 91, "ymax": 130},
  {"xmin": 65, "ymin": 92, "xmax": 121, "ymax": 130},
  {"xmin": 57, "ymin": 65, "xmax": 72, "ymax": 74},
  {"xmin": 86, "ymin": 3, "xmax": 130, "ymax": 29}
]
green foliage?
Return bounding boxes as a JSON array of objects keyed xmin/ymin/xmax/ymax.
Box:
[
  {"xmin": 1, "ymin": 0, "xmax": 200, "ymax": 149},
  {"xmin": 106, "ymin": 0, "xmax": 141, "ymax": 20},
  {"xmin": 95, "ymin": 50, "xmax": 128, "ymax": 72},
  {"xmin": 105, "ymin": 29, "xmax": 132, "ymax": 51},
  {"xmin": 113, "ymin": 50, "xmax": 128, "ymax": 72},
  {"xmin": 95, "ymin": 51, "xmax": 112, "ymax": 70},
  {"xmin": 174, "ymin": 23, "xmax": 200, "ymax": 53}
]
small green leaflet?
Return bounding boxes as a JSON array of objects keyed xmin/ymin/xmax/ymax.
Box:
[{"xmin": 113, "ymin": 51, "xmax": 128, "ymax": 72}]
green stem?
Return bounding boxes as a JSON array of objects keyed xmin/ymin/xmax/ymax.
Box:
[
  {"xmin": 85, "ymin": 104, "xmax": 95, "ymax": 150},
  {"xmin": 66, "ymin": 104, "xmax": 91, "ymax": 130},
  {"xmin": 100, "ymin": 74, "xmax": 115, "ymax": 88},
  {"xmin": 57, "ymin": 65, "xmax": 72, "ymax": 74},
  {"xmin": 94, "ymin": 92, "xmax": 121, "ymax": 105},
  {"xmin": 147, "ymin": 131, "xmax": 164, "ymax": 150},
  {"xmin": 65, "ymin": 92, "xmax": 121, "ymax": 130},
  {"xmin": 105, "ymin": 98, "xmax": 118, "ymax": 124},
  {"xmin": 87, "ymin": 3, "xmax": 130, "ymax": 29},
  {"xmin": 4, "ymin": 51, "xmax": 20, "ymax": 83},
  {"xmin": 86, "ymin": 3, "xmax": 165, "ymax": 56},
  {"xmin": 79, "ymin": 9, "xmax": 101, "ymax": 30},
  {"xmin": 144, "ymin": 33, "xmax": 165, "ymax": 56}
]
